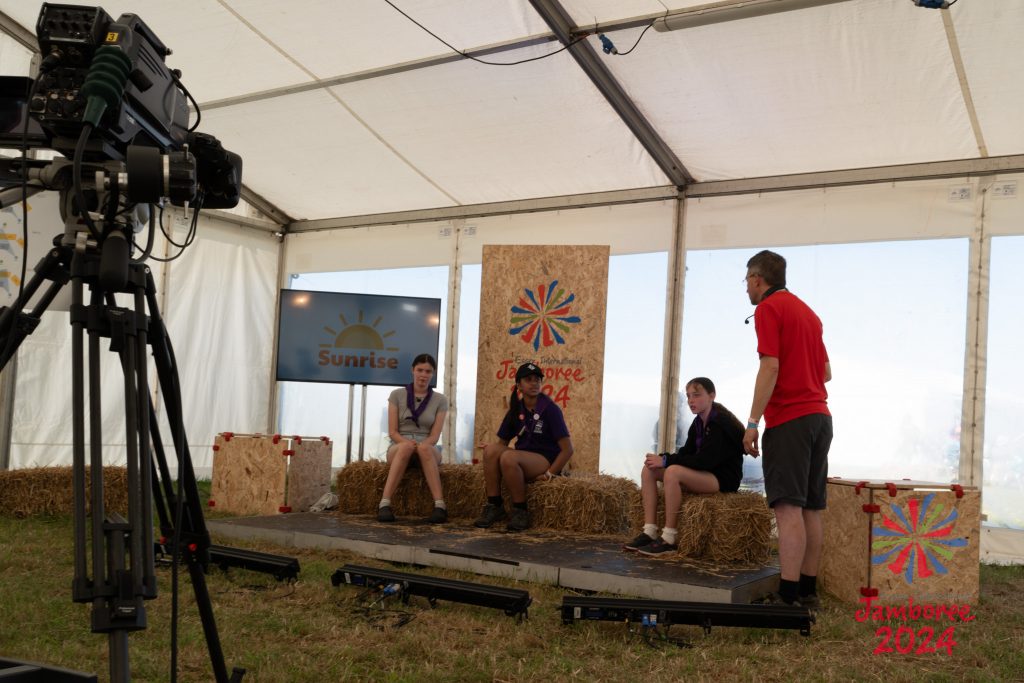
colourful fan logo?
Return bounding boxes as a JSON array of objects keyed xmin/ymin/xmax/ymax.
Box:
[
  {"xmin": 870, "ymin": 493, "xmax": 968, "ymax": 584},
  {"xmin": 509, "ymin": 280, "xmax": 581, "ymax": 351}
]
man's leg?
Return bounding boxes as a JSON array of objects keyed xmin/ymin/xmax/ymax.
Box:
[
  {"xmin": 801, "ymin": 508, "xmax": 823, "ymax": 576},
  {"xmin": 774, "ymin": 501, "xmax": 807, "ymax": 582}
]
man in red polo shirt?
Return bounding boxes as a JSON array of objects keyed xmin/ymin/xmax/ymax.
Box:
[{"xmin": 742, "ymin": 250, "xmax": 832, "ymax": 608}]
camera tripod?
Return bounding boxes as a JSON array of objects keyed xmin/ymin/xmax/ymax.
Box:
[{"xmin": 0, "ymin": 227, "xmax": 244, "ymax": 682}]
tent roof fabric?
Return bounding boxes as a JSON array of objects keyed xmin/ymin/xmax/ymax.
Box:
[{"xmin": 2, "ymin": 0, "xmax": 1022, "ymax": 223}]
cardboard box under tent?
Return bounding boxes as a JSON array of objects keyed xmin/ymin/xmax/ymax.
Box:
[
  {"xmin": 821, "ymin": 478, "xmax": 980, "ymax": 605},
  {"xmin": 209, "ymin": 433, "xmax": 332, "ymax": 516}
]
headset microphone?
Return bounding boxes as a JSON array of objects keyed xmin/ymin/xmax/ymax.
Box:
[{"xmin": 745, "ymin": 313, "xmax": 755, "ymax": 325}]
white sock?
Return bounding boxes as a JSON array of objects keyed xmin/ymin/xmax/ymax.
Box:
[
  {"xmin": 661, "ymin": 527, "xmax": 678, "ymax": 545},
  {"xmin": 379, "ymin": 498, "xmax": 391, "ymax": 508},
  {"xmin": 643, "ymin": 523, "xmax": 658, "ymax": 539},
  {"xmin": 434, "ymin": 500, "xmax": 447, "ymax": 510}
]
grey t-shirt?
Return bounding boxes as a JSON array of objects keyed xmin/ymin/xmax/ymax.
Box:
[{"xmin": 388, "ymin": 387, "xmax": 448, "ymax": 441}]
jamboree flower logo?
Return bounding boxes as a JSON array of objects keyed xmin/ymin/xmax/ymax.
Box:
[
  {"xmin": 871, "ymin": 493, "xmax": 968, "ymax": 584},
  {"xmin": 509, "ymin": 280, "xmax": 581, "ymax": 351}
]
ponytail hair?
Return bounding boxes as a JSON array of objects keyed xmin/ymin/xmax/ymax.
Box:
[{"xmin": 502, "ymin": 384, "xmax": 522, "ymax": 427}]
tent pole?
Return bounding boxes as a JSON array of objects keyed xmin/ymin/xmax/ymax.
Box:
[
  {"xmin": 658, "ymin": 196, "xmax": 687, "ymax": 453},
  {"xmin": 959, "ymin": 180, "xmax": 991, "ymax": 487},
  {"xmin": 0, "ymin": 358, "xmax": 15, "ymax": 469},
  {"xmin": 443, "ymin": 220, "xmax": 462, "ymax": 464}
]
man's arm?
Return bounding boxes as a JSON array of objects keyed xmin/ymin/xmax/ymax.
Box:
[{"xmin": 743, "ymin": 355, "xmax": 779, "ymax": 457}]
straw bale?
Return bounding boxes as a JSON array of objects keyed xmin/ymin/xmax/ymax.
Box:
[
  {"xmin": 0, "ymin": 467, "xmax": 129, "ymax": 518},
  {"xmin": 629, "ymin": 490, "xmax": 772, "ymax": 565},
  {"xmin": 336, "ymin": 462, "xmax": 637, "ymax": 534}
]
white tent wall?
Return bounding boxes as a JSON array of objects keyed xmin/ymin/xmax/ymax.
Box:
[{"xmin": 7, "ymin": 206, "xmax": 278, "ymax": 475}]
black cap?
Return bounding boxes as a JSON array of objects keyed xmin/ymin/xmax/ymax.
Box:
[{"xmin": 515, "ymin": 362, "xmax": 544, "ymax": 381}]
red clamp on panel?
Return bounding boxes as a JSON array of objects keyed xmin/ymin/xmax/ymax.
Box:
[
  {"xmin": 282, "ymin": 449, "xmax": 295, "ymax": 457},
  {"xmin": 279, "ymin": 505, "xmax": 292, "ymax": 513},
  {"xmin": 159, "ymin": 536, "xmax": 167, "ymax": 544},
  {"xmin": 207, "ymin": 500, "xmax": 216, "ymax": 507},
  {"xmin": 862, "ymin": 504, "xmax": 880, "ymax": 513},
  {"xmin": 860, "ymin": 586, "xmax": 879, "ymax": 597},
  {"xmin": 293, "ymin": 435, "xmax": 302, "ymax": 444},
  {"xmin": 472, "ymin": 458, "xmax": 479, "ymax": 464},
  {"xmin": 950, "ymin": 484, "xmax": 964, "ymax": 499},
  {"xmin": 854, "ymin": 481, "xmax": 869, "ymax": 495},
  {"xmin": 272, "ymin": 434, "xmax": 282, "ymax": 444},
  {"xmin": 212, "ymin": 444, "xmax": 220, "ymax": 451},
  {"xmin": 188, "ymin": 543, "xmax": 198, "ymax": 552},
  {"xmin": 320, "ymin": 436, "xmax": 329, "ymax": 442},
  {"xmin": 885, "ymin": 482, "xmax": 898, "ymax": 497},
  {"xmin": 223, "ymin": 432, "xmax": 234, "ymax": 441}
]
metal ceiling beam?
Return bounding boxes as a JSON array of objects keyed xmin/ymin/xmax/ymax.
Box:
[
  {"xmin": 198, "ymin": 34, "xmax": 558, "ymax": 111},
  {"xmin": 653, "ymin": 0, "xmax": 856, "ymax": 32},
  {"xmin": 240, "ymin": 185, "xmax": 291, "ymax": 226},
  {"xmin": 528, "ymin": 0, "xmax": 694, "ymax": 188},
  {"xmin": 0, "ymin": 10, "xmax": 37, "ymax": 52},
  {"xmin": 289, "ymin": 155, "xmax": 1024, "ymax": 232},
  {"xmin": 288, "ymin": 186, "xmax": 680, "ymax": 233},
  {"xmin": 685, "ymin": 155, "xmax": 1024, "ymax": 197}
]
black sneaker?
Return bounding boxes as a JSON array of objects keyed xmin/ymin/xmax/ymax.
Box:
[
  {"xmin": 428, "ymin": 507, "xmax": 448, "ymax": 524},
  {"xmin": 506, "ymin": 507, "xmax": 530, "ymax": 532},
  {"xmin": 637, "ymin": 539, "xmax": 677, "ymax": 556},
  {"xmin": 474, "ymin": 503, "xmax": 507, "ymax": 528},
  {"xmin": 623, "ymin": 532, "xmax": 657, "ymax": 552},
  {"xmin": 755, "ymin": 591, "xmax": 801, "ymax": 607},
  {"xmin": 799, "ymin": 593, "xmax": 820, "ymax": 610},
  {"xmin": 377, "ymin": 505, "xmax": 395, "ymax": 523}
]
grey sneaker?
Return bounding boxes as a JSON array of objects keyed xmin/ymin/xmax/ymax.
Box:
[
  {"xmin": 506, "ymin": 507, "xmax": 530, "ymax": 532},
  {"xmin": 377, "ymin": 505, "xmax": 395, "ymax": 523},
  {"xmin": 474, "ymin": 503, "xmax": 507, "ymax": 528},
  {"xmin": 623, "ymin": 532, "xmax": 657, "ymax": 552},
  {"xmin": 637, "ymin": 539, "xmax": 678, "ymax": 556},
  {"xmin": 428, "ymin": 506, "xmax": 448, "ymax": 524}
]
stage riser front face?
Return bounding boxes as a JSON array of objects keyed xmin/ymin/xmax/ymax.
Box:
[{"xmin": 207, "ymin": 513, "xmax": 778, "ymax": 604}]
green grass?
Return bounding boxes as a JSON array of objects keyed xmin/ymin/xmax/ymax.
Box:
[{"xmin": 1, "ymin": 514, "xmax": 1022, "ymax": 682}]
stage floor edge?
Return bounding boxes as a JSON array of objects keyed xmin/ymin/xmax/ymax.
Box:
[{"xmin": 207, "ymin": 512, "xmax": 779, "ymax": 604}]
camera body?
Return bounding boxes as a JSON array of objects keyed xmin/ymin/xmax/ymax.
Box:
[{"xmin": 32, "ymin": 3, "xmax": 189, "ymax": 160}]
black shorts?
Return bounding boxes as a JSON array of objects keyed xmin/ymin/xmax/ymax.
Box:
[{"xmin": 762, "ymin": 413, "xmax": 833, "ymax": 509}]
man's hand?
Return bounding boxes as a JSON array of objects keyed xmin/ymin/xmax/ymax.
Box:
[
  {"xmin": 743, "ymin": 427, "xmax": 760, "ymax": 457},
  {"xmin": 644, "ymin": 453, "xmax": 663, "ymax": 469}
]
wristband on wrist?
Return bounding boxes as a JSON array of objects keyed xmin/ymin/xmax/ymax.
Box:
[{"xmin": 747, "ymin": 419, "xmax": 759, "ymax": 430}]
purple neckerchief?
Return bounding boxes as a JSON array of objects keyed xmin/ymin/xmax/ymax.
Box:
[
  {"xmin": 518, "ymin": 392, "xmax": 552, "ymax": 437},
  {"xmin": 406, "ymin": 384, "xmax": 433, "ymax": 427},
  {"xmin": 694, "ymin": 408, "xmax": 716, "ymax": 451}
]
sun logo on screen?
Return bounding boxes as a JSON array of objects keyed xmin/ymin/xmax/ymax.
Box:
[
  {"xmin": 321, "ymin": 310, "xmax": 399, "ymax": 351},
  {"xmin": 509, "ymin": 280, "xmax": 581, "ymax": 351},
  {"xmin": 870, "ymin": 493, "xmax": 968, "ymax": 585}
]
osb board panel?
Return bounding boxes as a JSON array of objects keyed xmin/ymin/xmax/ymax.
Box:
[
  {"xmin": 210, "ymin": 435, "xmax": 287, "ymax": 516},
  {"xmin": 474, "ymin": 245, "xmax": 609, "ymax": 474},
  {"xmin": 821, "ymin": 482, "xmax": 871, "ymax": 602},
  {"xmin": 287, "ymin": 439, "xmax": 332, "ymax": 512},
  {"xmin": 822, "ymin": 482, "xmax": 980, "ymax": 604}
]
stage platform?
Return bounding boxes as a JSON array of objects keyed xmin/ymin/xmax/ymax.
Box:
[{"xmin": 207, "ymin": 513, "xmax": 779, "ymax": 603}]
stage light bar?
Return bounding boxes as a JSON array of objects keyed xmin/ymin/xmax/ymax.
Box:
[
  {"xmin": 0, "ymin": 657, "xmax": 97, "ymax": 682},
  {"xmin": 561, "ymin": 596, "xmax": 813, "ymax": 635},
  {"xmin": 155, "ymin": 542, "xmax": 300, "ymax": 582},
  {"xmin": 331, "ymin": 564, "xmax": 532, "ymax": 618}
]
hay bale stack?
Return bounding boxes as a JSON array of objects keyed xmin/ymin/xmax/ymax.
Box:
[
  {"xmin": 336, "ymin": 462, "xmax": 638, "ymax": 534},
  {"xmin": 0, "ymin": 467, "xmax": 129, "ymax": 518},
  {"xmin": 630, "ymin": 490, "xmax": 772, "ymax": 565}
]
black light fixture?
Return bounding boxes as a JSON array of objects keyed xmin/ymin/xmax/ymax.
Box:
[
  {"xmin": 155, "ymin": 542, "xmax": 300, "ymax": 582},
  {"xmin": 331, "ymin": 564, "xmax": 532, "ymax": 619},
  {"xmin": 562, "ymin": 596, "xmax": 813, "ymax": 635},
  {"xmin": 0, "ymin": 657, "xmax": 97, "ymax": 682}
]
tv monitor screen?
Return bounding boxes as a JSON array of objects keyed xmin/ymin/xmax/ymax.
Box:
[{"xmin": 276, "ymin": 289, "xmax": 441, "ymax": 386}]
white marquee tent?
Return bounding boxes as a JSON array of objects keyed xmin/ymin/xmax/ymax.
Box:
[{"xmin": 1, "ymin": 0, "xmax": 1022, "ymax": 562}]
